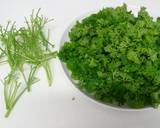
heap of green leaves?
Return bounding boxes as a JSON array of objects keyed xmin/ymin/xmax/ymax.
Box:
[
  {"xmin": 0, "ymin": 9, "xmax": 56, "ymax": 117},
  {"xmin": 59, "ymin": 4, "xmax": 160, "ymax": 108}
]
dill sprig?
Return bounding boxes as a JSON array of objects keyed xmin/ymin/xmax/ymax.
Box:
[{"xmin": 0, "ymin": 9, "xmax": 56, "ymax": 117}]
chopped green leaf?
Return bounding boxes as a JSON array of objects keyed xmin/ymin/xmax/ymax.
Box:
[{"xmin": 59, "ymin": 4, "xmax": 160, "ymax": 108}]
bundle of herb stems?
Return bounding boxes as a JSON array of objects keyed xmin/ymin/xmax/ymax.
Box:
[{"xmin": 0, "ymin": 9, "xmax": 56, "ymax": 117}]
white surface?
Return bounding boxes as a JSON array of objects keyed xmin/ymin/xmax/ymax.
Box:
[{"xmin": 0, "ymin": 0, "xmax": 160, "ymax": 128}]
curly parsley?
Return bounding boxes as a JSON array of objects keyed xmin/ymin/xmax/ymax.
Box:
[{"xmin": 59, "ymin": 4, "xmax": 160, "ymax": 108}]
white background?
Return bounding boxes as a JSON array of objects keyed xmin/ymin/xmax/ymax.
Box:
[{"xmin": 0, "ymin": 0, "xmax": 160, "ymax": 128}]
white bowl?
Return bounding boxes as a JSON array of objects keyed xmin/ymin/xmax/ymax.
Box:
[{"xmin": 59, "ymin": 6, "xmax": 154, "ymax": 111}]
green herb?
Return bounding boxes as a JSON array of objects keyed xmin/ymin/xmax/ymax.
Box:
[
  {"xmin": 59, "ymin": 4, "xmax": 160, "ymax": 108},
  {"xmin": 0, "ymin": 9, "xmax": 56, "ymax": 117}
]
